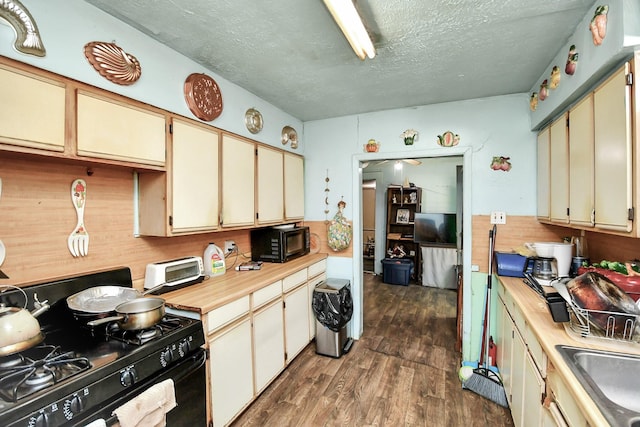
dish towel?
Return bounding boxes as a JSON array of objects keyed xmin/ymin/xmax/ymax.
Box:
[
  {"xmin": 112, "ymin": 379, "xmax": 176, "ymax": 427},
  {"xmin": 83, "ymin": 420, "xmax": 107, "ymax": 427}
]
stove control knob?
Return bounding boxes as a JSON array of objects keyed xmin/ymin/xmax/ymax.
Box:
[
  {"xmin": 120, "ymin": 367, "xmax": 138, "ymax": 387},
  {"xmin": 161, "ymin": 347, "xmax": 175, "ymax": 366},
  {"xmin": 63, "ymin": 394, "xmax": 85, "ymax": 419},
  {"xmin": 69, "ymin": 394, "xmax": 84, "ymax": 413},
  {"xmin": 33, "ymin": 411, "xmax": 50, "ymax": 427},
  {"xmin": 178, "ymin": 339, "xmax": 191, "ymax": 357}
]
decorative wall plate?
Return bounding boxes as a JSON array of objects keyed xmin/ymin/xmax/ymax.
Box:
[
  {"xmin": 245, "ymin": 108, "xmax": 263, "ymax": 134},
  {"xmin": 84, "ymin": 41, "xmax": 141, "ymax": 85},
  {"xmin": 0, "ymin": 0, "xmax": 46, "ymax": 57},
  {"xmin": 183, "ymin": 73, "xmax": 223, "ymax": 121},
  {"xmin": 281, "ymin": 126, "xmax": 298, "ymax": 149}
]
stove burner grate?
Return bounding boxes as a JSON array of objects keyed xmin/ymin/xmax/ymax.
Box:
[
  {"xmin": 0, "ymin": 345, "xmax": 91, "ymax": 403},
  {"xmin": 102, "ymin": 316, "xmax": 184, "ymax": 346}
]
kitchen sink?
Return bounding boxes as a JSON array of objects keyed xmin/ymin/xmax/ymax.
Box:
[{"xmin": 556, "ymin": 345, "xmax": 640, "ymax": 427}]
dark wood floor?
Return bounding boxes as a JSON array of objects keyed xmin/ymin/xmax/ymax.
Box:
[{"xmin": 231, "ymin": 274, "xmax": 514, "ymax": 427}]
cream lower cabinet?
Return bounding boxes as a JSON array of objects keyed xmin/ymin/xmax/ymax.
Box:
[
  {"xmin": 253, "ymin": 298, "xmax": 285, "ymax": 394},
  {"xmin": 546, "ymin": 368, "xmax": 587, "ymax": 427},
  {"xmin": 0, "ymin": 64, "xmax": 66, "ymax": 152},
  {"xmin": 284, "ymin": 283, "xmax": 311, "ymax": 362},
  {"xmin": 206, "ymin": 261, "xmax": 325, "ymax": 426},
  {"xmin": 210, "ymin": 318, "xmax": 253, "ymax": 427},
  {"xmin": 76, "ymin": 90, "xmax": 166, "ymax": 166},
  {"xmin": 496, "ymin": 282, "xmax": 546, "ymax": 427}
]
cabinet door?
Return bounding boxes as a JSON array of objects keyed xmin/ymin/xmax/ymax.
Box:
[
  {"xmin": 522, "ymin": 352, "xmax": 545, "ymax": 427},
  {"xmin": 221, "ymin": 135, "xmax": 255, "ymax": 227},
  {"xmin": 77, "ymin": 91, "xmax": 166, "ymax": 165},
  {"xmin": 253, "ymin": 299, "xmax": 285, "ymax": 393},
  {"xmin": 284, "ymin": 284, "xmax": 310, "ymax": 362},
  {"xmin": 257, "ymin": 146, "xmax": 284, "ymax": 224},
  {"xmin": 549, "ymin": 115, "xmax": 569, "ymax": 223},
  {"xmin": 594, "ymin": 65, "xmax": 633, "ymax": 231},
  {"xmin": 0, "ymin": 65, "xmax": 65, "ymax": 152},
  {"xmin": 210, "ymin": 318, "xmax": 253, "ymax": 427},
  {"xmin": 510, "ymin": 328, "xmax": 527, "ymax": 427},
  {"xmin": 497, "ymin": 300, "xmax": 513, "ymax": 398},
  {"xmin": 536, "ymin": 128, "xmax": 550, "ymax": 219},
  {"xmin": 170, "ymin": 119, "xmax": 219, "ymax": 232},
  {"xmin": 284, "ymin": 152, "xmax": 305, "ymax": 220},
  {"xmin": 568, "ymin": 94, "xmax": 595, "ymax": 226}
]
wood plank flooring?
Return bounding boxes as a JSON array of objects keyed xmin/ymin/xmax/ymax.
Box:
[{"xmin": 231, "ymin": 274, "xmax": 514, "ymax": 427}]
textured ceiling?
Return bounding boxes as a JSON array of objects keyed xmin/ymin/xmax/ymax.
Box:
[{"xmin": 83, "ymin": 0, "xmax": 596, "ymax": 121}]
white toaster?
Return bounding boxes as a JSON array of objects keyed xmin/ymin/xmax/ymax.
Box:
[{"xmin": 144, "ymin": 256, "xmax": 204, "ymax": 291}]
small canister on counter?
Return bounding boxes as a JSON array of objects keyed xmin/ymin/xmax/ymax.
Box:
[{"xmin": 570, "ymin": 256, "xmax": 590, "ymax": 277}]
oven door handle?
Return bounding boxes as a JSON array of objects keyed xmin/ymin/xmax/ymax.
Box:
[{"xmin": 104, "ymin": 349, "xmax": 206, "ymax": 426}]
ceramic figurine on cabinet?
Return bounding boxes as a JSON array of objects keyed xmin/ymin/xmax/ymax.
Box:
[
  {"xmin": 549, "ymin": 66, "xmax": 561, "ymax": 89},
  {"xmin": 530, "ymin": 92, "xmax": 538, "ymax": 111},
  {"xmin": 565, "ymin": 45, "xmax": 578, "ymax": 75},
  {"xmin": 590, "ymin": 5, "xmax": 608, "ymax": 46},
  {"xmin": 539, "ymin": 79, "xmax": 549, "ymax": 101}
]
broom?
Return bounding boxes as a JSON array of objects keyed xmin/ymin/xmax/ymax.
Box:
[{"xmin": 462, "ymin": 225, "xmax": 508, "ymax": 408}]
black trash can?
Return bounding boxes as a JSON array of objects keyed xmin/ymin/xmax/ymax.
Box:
[{"xmin": 311, "ymin": 278, "xmax": 354, "ymax": 358}]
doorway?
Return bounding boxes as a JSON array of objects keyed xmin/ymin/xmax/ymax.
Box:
[
  {"xmin": 362, "ymin": 179, "xmax": 376, "ymax": 274},
  {"xmin": 351, "ymin": 148, "xmax": 472, "ymax": 343}
]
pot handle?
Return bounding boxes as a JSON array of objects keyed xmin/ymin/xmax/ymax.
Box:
[
  {"xmin": 141, "ymin": 282, "xmax": 168, "ymax": 296},
  {"xmin": 87, "ymin": 315, "xmax": 125, "ymax": 327},
  {"xmin": 0, "ymin": 285, "xmax": 28, "ymax": 309}
]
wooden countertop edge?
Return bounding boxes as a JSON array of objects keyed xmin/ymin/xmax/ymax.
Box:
[
  {"xmin": 499, "ymin": 276, "xmax": 640, "ymax": 427},
  {"xmin": 159, "ymin": 253, "xmax": 328, "ymax": 314}
]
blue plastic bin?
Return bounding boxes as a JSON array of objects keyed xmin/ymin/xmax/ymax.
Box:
[{"xmin": 381, "ymin": 258, "xmax": 413, "ymax": 285}]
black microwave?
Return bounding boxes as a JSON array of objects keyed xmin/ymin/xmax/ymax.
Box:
[{"xmin": 250, "ymin": 226, "xmax": 310, "ymax": 263}]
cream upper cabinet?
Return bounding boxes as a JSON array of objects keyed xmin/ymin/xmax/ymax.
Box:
[
  {"xmin": 568, "ymin": 94, "xmax": 595, "ymax": 227},
  {"xmin": 170, "ymin": 119, "xmax": 219, "ymax": 232},
  {"xmin": 536, "ymin": 128, "xmax": 550, "ymax": 220},
  {"xmin": 593, "ymin": 64, "xmax": 633, "ymax": 232},
  {"xmin": 284, "ymin": 152, "xmax": 305, "ymax": 220},
  {"xmin": 76, "ymin": 91, "xmax": 166, "ymax": 166},
  {"xmin": 549, "ymin": 114, "xmax": 569, "ymax": 223},
  {"xmin": 221, "ymin": 134, "xmax": 255, "ymax": 228},
  {"xmin": 0, "ymin": 64, "xmax": 65, "ymax": 152},
  {"xmin": 138, "ymin": 118, "xmax": 219, "ymax": 236},
  {"xmin": 257, "ymin": 146, "xmax": 284, "ymax": 224}
]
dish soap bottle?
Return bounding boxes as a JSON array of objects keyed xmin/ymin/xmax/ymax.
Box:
[{"xmin": 204, "ymin": 243, "xmax": 225, "ymax": 277}]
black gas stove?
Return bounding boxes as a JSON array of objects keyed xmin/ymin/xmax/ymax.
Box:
[{"xmin": 0, "ymin": 268, "xmax": 206, "ymax": 427}]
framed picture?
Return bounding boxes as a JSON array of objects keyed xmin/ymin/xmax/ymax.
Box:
[{"xmin": 396, "ymin": 208, "xmax": 410, "ymax": 224}]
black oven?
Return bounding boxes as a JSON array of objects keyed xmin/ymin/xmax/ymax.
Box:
[
  {"xmin": 0, "ymin": 268, "xmax": 207, "ymax": 427},
  {"xmin": 72, "ymin": 348, "xmax": 207, "ymax": 426}
]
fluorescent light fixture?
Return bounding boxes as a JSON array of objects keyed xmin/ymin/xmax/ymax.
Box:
[{"xmin": 323, "ymin": 0, "xmax": 375, "ymax": 60}]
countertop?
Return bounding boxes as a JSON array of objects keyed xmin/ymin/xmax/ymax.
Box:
[
  {"xmin": 499, "ymin": 276, "xmax": 640, "ymax": 426},
  {"xmin": 156, "ymin": 253, "xmax": 328, "ymax": 314}
]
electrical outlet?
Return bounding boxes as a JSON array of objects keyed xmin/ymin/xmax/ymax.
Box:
[
  {"xmin": 224, "ymin": 240, "xmax": 235, "ymax": 254},
  {"xmin": 490, "ymin": 211, "xmax": 506, "ymax": 224}
]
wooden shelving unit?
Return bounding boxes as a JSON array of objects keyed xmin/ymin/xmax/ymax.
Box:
[{"xmin": 385, "ymin": 185, "xmax": 422, "ymax": 282}]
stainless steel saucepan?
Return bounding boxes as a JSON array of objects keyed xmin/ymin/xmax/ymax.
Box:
[
  {"xmin": 66, "ymin": 282, "xmax": 168, "ymax": 317},
  {"xmin": 86, "ymin": 297, "xmax": 166, "ymax": 330}
]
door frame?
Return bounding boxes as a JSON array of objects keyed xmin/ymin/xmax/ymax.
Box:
[{"xmin": 350, "ymin": 146, "xmax": 473, "ymax": 353}]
